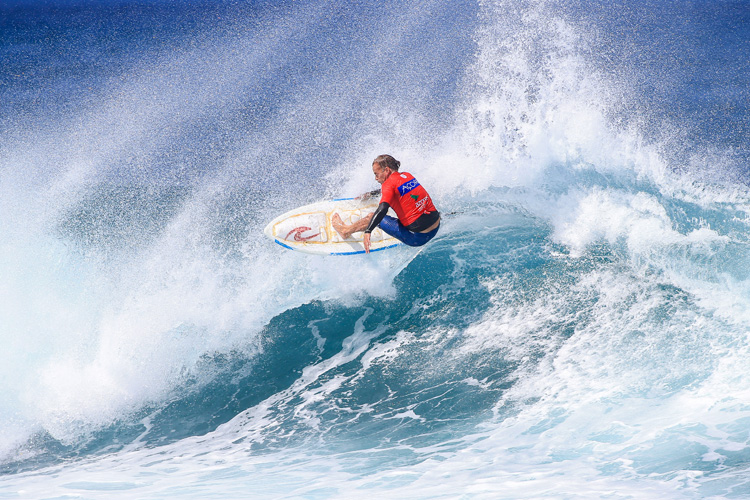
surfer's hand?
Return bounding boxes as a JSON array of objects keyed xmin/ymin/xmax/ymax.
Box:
[
  {"xmin": 356, "ymin": 189, "xmax": 381, "ymax": 201},
  {"xmin": 363, "ymin": 232, "xmax": 371, "ymax": 253}
]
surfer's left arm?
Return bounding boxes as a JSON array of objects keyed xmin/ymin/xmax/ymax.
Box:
[
  {"xmin": 363, "ymin": 202, "xmax": 389, "ymax": 253},
  {"xmin": 356, "ymin": 189, "xmax": 381, "ymax": 201}
]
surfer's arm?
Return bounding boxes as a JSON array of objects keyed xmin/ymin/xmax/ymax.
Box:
[
  {"xmin": 364, "ymin": 202, "xmax": 389, "ymax": 234},
  {"xmin": 357, "ymin": 189, "xmax": 381, "ymax": 200},
  {"xmin": 362, "ymin": 202, "xmax": 389, "ymax": 254}
]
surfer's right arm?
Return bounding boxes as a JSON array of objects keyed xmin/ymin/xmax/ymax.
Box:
[
  {"xmin": 362, "ymin": 202, "xmax": 389, "ymax": 253},
  {"xmin": 364, "ymin": 202, "xmax": 389, "ymax": 235}
]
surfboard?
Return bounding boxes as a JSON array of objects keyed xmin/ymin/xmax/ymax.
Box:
[{"xmin": 263, "ymin": 198, "xmax": 401, "ymax": 255}]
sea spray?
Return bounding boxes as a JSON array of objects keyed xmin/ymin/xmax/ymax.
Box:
[{"xmin": 2, "ymin": 1, "xmax": 750, "ymax": 498}]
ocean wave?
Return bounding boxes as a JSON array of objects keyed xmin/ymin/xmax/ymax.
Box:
[{"xmin": 2, "ymin": 0, "xmax": 750, "ymax": 498}]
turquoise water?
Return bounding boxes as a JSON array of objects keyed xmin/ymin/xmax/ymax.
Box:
[{"xmin": 1, "ymin": 0, "xmax": 750, "ymax": 498}]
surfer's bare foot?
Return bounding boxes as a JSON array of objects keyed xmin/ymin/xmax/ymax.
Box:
[
  {"xmin": 332, "ymin": 212, "xmax": 374, "ymax": 239},
  {"xmin": 332, "ymin": 213, "xmax": 353, "ymax": 239}
]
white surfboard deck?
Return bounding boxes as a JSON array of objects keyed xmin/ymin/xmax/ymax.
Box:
[{"xmin": 263, "ymin": 198, "xmax": 402, "ymax": 255}]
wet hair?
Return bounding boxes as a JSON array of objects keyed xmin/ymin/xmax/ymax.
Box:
[{"xmin": 373, "ymin": 154, "xmax": 400, "ymax": 171}]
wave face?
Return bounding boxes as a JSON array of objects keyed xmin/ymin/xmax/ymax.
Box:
[{"xmin": 1, "ymin": 0, "xmax": 750, "ymax": 498}]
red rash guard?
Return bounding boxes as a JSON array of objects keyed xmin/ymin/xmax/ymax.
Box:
[{"xmin": 379, "ymin": 172, "xmax": 437, "ymax": 226}]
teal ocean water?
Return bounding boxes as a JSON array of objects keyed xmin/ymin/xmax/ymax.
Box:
[{"xmin": 1, "ymin": 0, "xmax": 749, "ymax": 498}]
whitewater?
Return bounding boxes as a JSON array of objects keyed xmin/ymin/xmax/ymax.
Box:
[{"xmin": 1, "ymin": 0, "xmax": 749, "ymax": 498}]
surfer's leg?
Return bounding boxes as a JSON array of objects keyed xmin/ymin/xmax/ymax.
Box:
[
  {"xmin": 377, "ymin": 216, "xmax": 414, "ymax": 244},
  {"xmin": 332, "ymin": 212, "xmax": 373, "ymax": 239},
  {"xmin": 378, "ymin": 216, "xmax": 439, "ymax": 247}
]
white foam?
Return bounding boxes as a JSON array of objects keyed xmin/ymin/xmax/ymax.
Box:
[
  {"xmin": 549, "ymin": 188, "xmax": 729, "ymax": 257},
  {"xmin": 2, "ymin": 0, "xmax": 750, "ymax": 498}
]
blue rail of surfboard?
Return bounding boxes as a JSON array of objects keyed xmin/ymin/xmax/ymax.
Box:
[
  {"xmin": 274, "ymin": 239, "xmax": 400, "ymax": 255},
  {"xmin": 330, "ymin": 243, "xmax": 401, "ymax": 255},
  {"xmin": 274, "ymin": 240, "xmax": 295, "ymax": 251}
]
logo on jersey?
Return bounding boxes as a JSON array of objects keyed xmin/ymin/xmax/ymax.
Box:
[{"xmin": 398, "ymin": 178, "xmax": 421, "ymax": 197}]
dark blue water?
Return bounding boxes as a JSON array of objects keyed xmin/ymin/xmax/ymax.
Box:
[
  {"xmin": 1, "ymin": 1, "xmax": 749, "ymax": 498},
  {"xmin": 584, "ymin": 0, "xmax": 749, "ymax": 166}
]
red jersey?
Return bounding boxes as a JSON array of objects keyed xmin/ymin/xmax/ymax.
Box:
[{"xmin": 380, "ymin": 171, "xmax": 437, "ymax": 227}]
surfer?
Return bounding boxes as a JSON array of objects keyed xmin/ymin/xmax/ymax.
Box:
[{"xmin": 332, "ymin": 154, "xmax": 440, "ymax": 253}]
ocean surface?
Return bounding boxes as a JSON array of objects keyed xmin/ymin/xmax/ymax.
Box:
[{"xmin": 1, "ymin": 0, "xmax": 749, "ymax": 498}]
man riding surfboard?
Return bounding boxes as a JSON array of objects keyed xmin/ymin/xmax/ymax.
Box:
[{"xmin": 332, "ymin": 154, "xmax": 440, "ymax": 253}]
